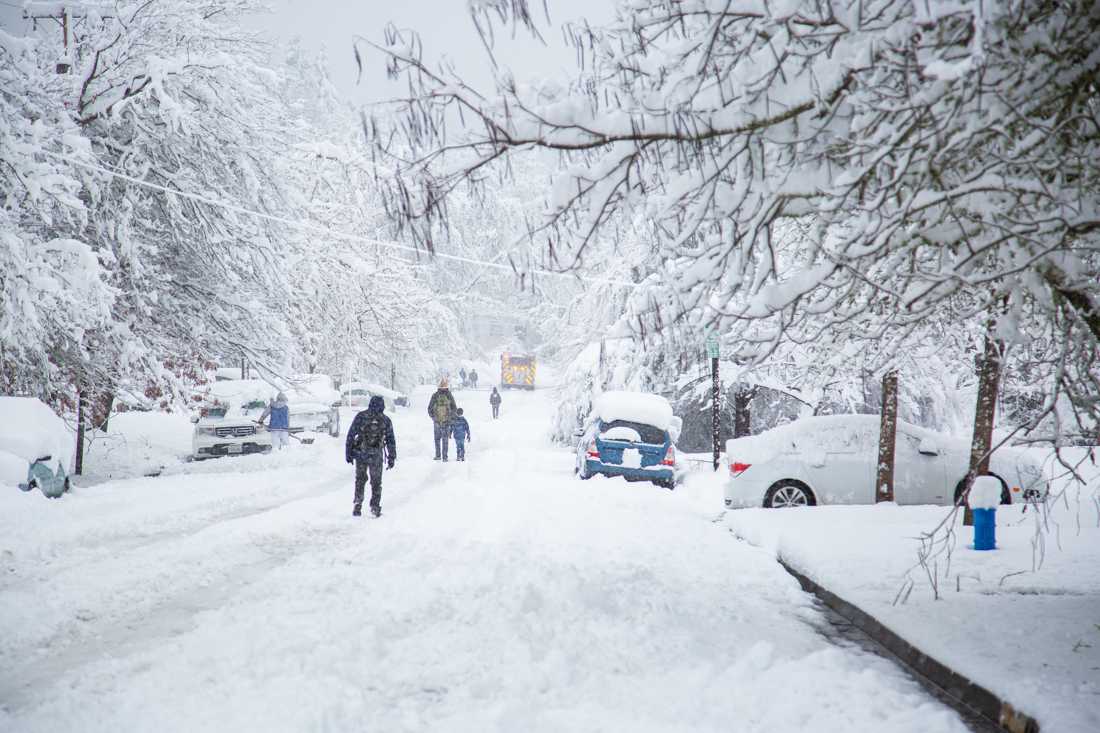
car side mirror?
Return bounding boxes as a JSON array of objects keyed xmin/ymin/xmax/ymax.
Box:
[
  {"xmin": 918, "ymin": 438, "xmax": 939, "ymax": 456},
  {"xmin": 572, "ymin": 428, "xmax": 585, "ymax": 438},
  {"xmin": 34, "ymin": 455, "xmax": 52, "ymax": 464},
  {"xmin": 190, "ymin": 415, "xmax": 200, "ymax": 424}
]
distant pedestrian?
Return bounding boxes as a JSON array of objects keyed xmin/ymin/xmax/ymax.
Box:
[
  {"xmin": 459, "ymin": 367, "xmax": 468, "ymax": 388},
  {"xmin": 490, "ymin": 387, "xmax": 501, "ymax": 419},
  {"xmin": 450, "ymin": 408, "xmax": 472, "ymax": 461},
  {"xmin": 345, "ymin": 395, "xmax": 396, "ymax": 517},
  {"xmin": 470, "ymin": 369, "xmax": 479, "ymax": 389},
  {"xmin": 428, "ymin": 378, "xmax": 457, "ymax": 461},
  {"xmin": 259, "ymin": 392, "xmax": 290, "ymax": 450}
]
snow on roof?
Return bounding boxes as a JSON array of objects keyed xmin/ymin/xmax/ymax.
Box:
[
  {"xmin": 203, "ymin": 379, "xmax": 273, "ymax": 403},
  {"xmin": 342, "ymin": 381, "xmax": 405, "ymax": 399},
  {"xmin": 594, "ymin": 391, "xmax": 674, "ymax": 430},
  {"xmin": 0, "ymin": 397, "xmax": 74, "ymax": 473}
]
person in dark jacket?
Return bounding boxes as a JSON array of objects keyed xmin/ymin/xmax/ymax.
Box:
[
  {"xmin": 469, "ymin": 369, "xmax": 479, "ymax": 389},
  {"xmin": 427, "ymin": 378, "xmax": 457, "ymax": 461},
  {"xmin": 489, "ymin": 387, "xmax": 502, "ymax": 419},
  {"xmin": 345, "ymin": 395, "xmax": 396, "ymax": 517},
  {"xmin": 450, "ymin": 408, "xmax": 472, "ymax": 461}
]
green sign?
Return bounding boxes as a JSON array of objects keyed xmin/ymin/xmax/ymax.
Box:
[{"xmin": 705, "ymin": 330, "xmax": 719, "ymax": 358}]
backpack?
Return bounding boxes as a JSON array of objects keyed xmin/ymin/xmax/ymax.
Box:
[
  {"xmin": 358, "ymin": 414, "xmax": 384, "ymax": 451},
  {"xmin": 432, "ymin": 393, "xmax": 451, "ymax": 424}
]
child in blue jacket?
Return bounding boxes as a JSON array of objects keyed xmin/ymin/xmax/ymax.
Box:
[{"xmin": 450, "ymin": 408, "xmax": 472, "ymax": 461}]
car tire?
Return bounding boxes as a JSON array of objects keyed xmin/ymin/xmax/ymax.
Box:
[
  {"xmin": 763, "ymin": 480, "xmax": 815, "ymax": 508},
  {"xmin": 953, "ymin": 474, "xmax": 1011, "ymax": 506},
  {"xmin": 653, "ymin": 479, "xmax": 674, "ymax": 490},
  {"xmin": 63, "ymin": 477, "xmax": 70, "ymax": 493}
]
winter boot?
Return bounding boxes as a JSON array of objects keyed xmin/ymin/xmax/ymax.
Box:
[
  {"xmin": 371, "ymin": 506, "xmax": 381, "ymax": 518},
  {"xmin": 353, "ymin": 505, "xmax": 362, "ymax": 517}
]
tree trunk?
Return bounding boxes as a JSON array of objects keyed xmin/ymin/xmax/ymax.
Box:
[
  {"xmin": 964, "ymin": 335, "xmax": 1003, "ymax": 525},
  {"xmin": 875, "ymin": 370, "xmax": 898, "ymax": 503},
  {"xmin": 733, "ymin": 384, "xmax": 756, "ymax": 438},
  {"xmin": 95, "ymin": 391, "xmax": 115, "ymax": 434}
]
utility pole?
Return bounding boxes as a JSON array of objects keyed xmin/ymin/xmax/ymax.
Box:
[
  {"xmin": 23, "ymin": 2, "xmax": 113, "ymax": 74},
  {"xmin": 706, "ymin": 330, "xmax": 721, "ymax": 471},
  {"xmin": 875, "ymin": 370, "xmax": 899, "ymax": 503}
]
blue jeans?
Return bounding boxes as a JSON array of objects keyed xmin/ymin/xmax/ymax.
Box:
[
  {"xmin": 455, "ymin": 438, "xmax": 466, "ymax": 460},
  {"xmin": 433, "ymin": 422, "xmax": 449, "ymax": 459}
]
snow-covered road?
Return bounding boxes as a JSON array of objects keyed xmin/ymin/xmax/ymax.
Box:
[{"xmin": 2, "ymin": 387, "xmax": 971, "ymax": 732}]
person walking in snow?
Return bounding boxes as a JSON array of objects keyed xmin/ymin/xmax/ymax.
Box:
[
  {"xmin": 259, "ymin": 392, "xmax": 291, "ymax": 450},
  {"xmin": 459, "ymin": 367, "xmax": 468, "ymax": 388},
  {"xmin": 428, "ymin": 378, "xmax": 457, "ymax": 461},
  {"xmin": 469, "ymin": 369, "xmax": 479, "ymax": 389},
  {"xmin": 489, "ymin": 387, "xmax": 501, "ymax": 419},
  {"xmin": 450, "ymin": 408, "xmax": 472, "ymax": 461},
  {"xmin": 345, "ymin": 395, "xmax": 396, "ymax": 517}
]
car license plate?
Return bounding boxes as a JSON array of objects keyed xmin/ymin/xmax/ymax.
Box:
[
  {"xmin": 621, "ymin": 448, "xmax": 642, "ymax": 469},
  {"xmin": 227, "ymin": 444, "xmax": 243, "ymax": 454}
]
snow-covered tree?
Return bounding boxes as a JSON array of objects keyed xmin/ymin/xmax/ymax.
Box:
[{"xmin": 365, "ymin": 0, "xmax": 1100, "ymax": 443}]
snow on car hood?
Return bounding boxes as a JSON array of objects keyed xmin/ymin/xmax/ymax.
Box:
[
  {"xmin": 0, "ymin": 397, "xmax": 75, "ymax": 475},
  {"xmin": 593, "ymin": 391, "xmax": 674, "ymax": 431}
]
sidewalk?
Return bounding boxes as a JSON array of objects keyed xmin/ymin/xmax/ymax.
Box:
[{"xmin": 722, "ymin": 478, "xmax": 1100, "ymax": 733}]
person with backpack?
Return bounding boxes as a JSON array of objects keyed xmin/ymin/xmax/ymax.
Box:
[
  {"xmin": 345, "ymin": 395, "xmax": 396, "ymax": 517},
  {"xmin": 259, "ymin": 392, "xmax": 291, "ymax": 450},
  {"xmin": 450, "ymin": 408, "xmax": 472, "ymax": 461},
  {"xmin": 427, "ymin": 378, "xmax": 457, "ymax": 461},
  {"xmin": 489, "ymin": 387, "xmax": 502, "ymax": 419}
]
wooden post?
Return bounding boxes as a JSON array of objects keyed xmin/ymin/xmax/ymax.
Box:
[
  {"xmin": 74, "ymin": 387, "xmax": 87, "ymax": 475},
  {"xmin": 875, "ymin": 370, "xmax": 898, "ymax": 503},
  {"xmin": 964, "ymin": 335, "xmax": 1003, "ymax": 525},
  {"xmin": 712, "ymin": 356, "xmax": 720, "ymax": 471}
]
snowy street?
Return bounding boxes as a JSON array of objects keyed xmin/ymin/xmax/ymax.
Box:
[{"xmin": 1, "ymin": 388, "xmax": 970, "ymax": 732}]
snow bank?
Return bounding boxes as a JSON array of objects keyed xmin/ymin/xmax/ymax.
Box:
[
  {"xmin": 967, "ymin": 476, "xmax": 1002, "ymax": 509},
  {"xmin": 594, "ymin": 390, "xmax": 674, "ymax": 430},
  {"xmin": 724, "ymin": 455, "xmax": 1100, "ymax": 733},
  {"xmin": 0, "ymin": 397, "xmax": 74, "ymax": 480}
]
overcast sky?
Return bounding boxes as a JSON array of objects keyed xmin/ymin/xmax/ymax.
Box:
[
  {"xmin": 253, "ymin": 0, "xmax": 616, "ymax": 104},
  {"xmin": 0, "ymin": 1, "xmax": 617, "ymax": 104}
]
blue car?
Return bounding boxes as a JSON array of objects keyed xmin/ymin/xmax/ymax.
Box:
[{"xmin": 574, "ymin": 392, "xmax": 682, "ymax": 489}]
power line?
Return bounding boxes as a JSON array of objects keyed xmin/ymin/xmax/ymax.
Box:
[{"xmin": 43, "ymin": 150, "xmax": 639, "ymax": 290}]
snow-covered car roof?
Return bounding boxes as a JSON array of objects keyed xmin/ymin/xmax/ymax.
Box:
[
  {"xmin": 593, "ymin": 391, "xmax": 674, "ymax": 431},
  {"xmin": 341, "ymin": 381, "xmax": 406, "ymax": 399},
  {"xmin": 280, "ymin": 374, "xmax": 340, "ymax": 406},
  {"xmin": 203, "ymin": 379, "xmax": 273, "ymax": 404},
  {"xmin": 0, "ymin": 397, "xmax": 75, "ymax": 476}
]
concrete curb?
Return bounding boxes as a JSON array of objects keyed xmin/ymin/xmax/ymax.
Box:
[{"xmin": 777, "ymin": 558, "xmax": 1041, "ymax": 733}]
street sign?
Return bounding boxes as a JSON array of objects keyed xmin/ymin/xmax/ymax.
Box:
[{"xmin": 705, "ymin": 331, "xmax": 720, "ymax": 359}]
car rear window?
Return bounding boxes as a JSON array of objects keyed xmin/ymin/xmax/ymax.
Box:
[{"xmin": 598, "ymin": 420, "xmax": 666, "ymax": 445}]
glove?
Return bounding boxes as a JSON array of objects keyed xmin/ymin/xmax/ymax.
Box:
[
  {"xmin": 387, "ymin": 456, "xmax": 395, "ymax": 469},
  {"xmin": 346, "ymin": 455, "xmax": 353, "ymax": 465}
]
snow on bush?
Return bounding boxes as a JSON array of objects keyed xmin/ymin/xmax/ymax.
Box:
[{"xmin": 968, "ymin": 476, "xmax": 1003, "ymax": 510}]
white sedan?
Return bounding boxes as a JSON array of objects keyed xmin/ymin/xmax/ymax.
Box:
[{"xmin": 724, "ymin": 415, "xmax": 1046, "ymax": 509}]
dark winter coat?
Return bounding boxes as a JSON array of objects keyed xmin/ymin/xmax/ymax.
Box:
[
  {"xmin": 427, "ymin": 388, "xmax": 457, "ymax": 425},
  {"xmin": 489, "ymin": 390, "xmax": 501, "ymax": 406},
  {"xmin": 346, "ymin": 395, "xmax": 396, "ymax": 463},
  {"xmin": 450, "ymin": 415, "xmax": 471, "ymax": 442}
]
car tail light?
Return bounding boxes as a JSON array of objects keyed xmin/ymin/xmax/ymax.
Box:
[
  {"xmin": 586, "ymin": 440, "xmax": 600, "ymax": 459},
  {"xmin": 729, "ymin": 461, "xmax": 751, "ymax": 477},
  {"xmin": 661, "ymin": 444, "xmax": 675, "ymax": 466}
]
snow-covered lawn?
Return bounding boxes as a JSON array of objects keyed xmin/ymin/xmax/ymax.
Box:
[
  {"xmin": 717, "ymin": 459, "xmax": 1100, "ymax": 733},
  {"xmin": 4, "ymin": 388, "xmax": 982, "ymax": 731}
]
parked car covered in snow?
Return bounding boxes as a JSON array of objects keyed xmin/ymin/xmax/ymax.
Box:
[
  {"xmin": 340, "ymin": 381, "xmax": 407, "ymax": 410},
  {"xmin": 574, "ymin": 391, "xmax": 682, "ymax": 489},
  {"xmin": 724, "ymin": 415, "xmax": 1047, "ymax": 509},
  {"xmin": 0, "ymin": 397, "xmax": 74, "ymax": 498},
  {"xmin": 191, "ymin": 380, "xmax": 273, "ymax": 460}
]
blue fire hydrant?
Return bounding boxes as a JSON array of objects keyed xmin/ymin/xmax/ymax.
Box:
[{"xmin": 972, "ymin": 507, "xmax": 996, "ymax": 550}]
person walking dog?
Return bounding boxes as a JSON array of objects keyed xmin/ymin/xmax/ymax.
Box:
[{"xmin": 345, "ymin": 395, "xmax": 396, "ymax": 517}]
